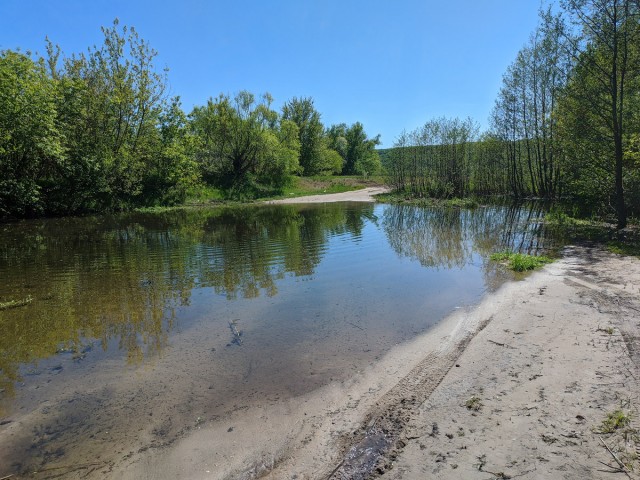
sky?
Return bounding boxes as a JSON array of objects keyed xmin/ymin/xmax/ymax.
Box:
[{"xmin": 1, "ymin": 0, "xmax": 544, "ymax": 147}]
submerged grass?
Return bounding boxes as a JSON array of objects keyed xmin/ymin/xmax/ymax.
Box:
[
  {"xmin": 0, "ymin": 295, "xmax": 33, "ymax": 311},
  {"xmin": 490, "ymin": 252, "xmax": 554, "ymax": 272}
]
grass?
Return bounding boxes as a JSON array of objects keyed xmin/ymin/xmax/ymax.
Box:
[
  {"xmin": 376, "ymin": 191, "xmax": 479, "ymax": 209},
  {"xmin": 179, "ymin": 176, "xmax": 385, "ymax": 204},
  {"xmin": 0, "ymin": 295, "xmax": 33, "ymax": 311},
  {"xmin": 606, "ymin": 240, "xmax": 640, "ymax": 258},
  {"xmin": 599, "ymin": 409, "xmax": 632, "ymax": 434},
  {"xmin": 490, "ymin": 252, "xmax": 554, "ymax": 272},
  {"xmin": 545, "ymin": 210, "xmax": 640, "ymax": 258},
  {"xmin": 465, "ymin": 395, "xmax": 483, "ymax": 411},
  {"xmin": 185, "ymin": 184, "xmax": 225, "ymax": 204}
]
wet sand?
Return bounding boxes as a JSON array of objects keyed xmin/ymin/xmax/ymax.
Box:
[{"xmin": 2, "ymin": 245, "xmax": 638, "ymax": 479}]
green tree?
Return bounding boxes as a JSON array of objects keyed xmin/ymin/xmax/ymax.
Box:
[
  {"xmin": 47, "ymin": 19, "xmax": 172, "ymax": 212},
  {"xmin": 190, "ymin": 91, "xmax": 299, "ymax": 195},
  {"xmin": 281, "ymin": 96, "xmax": 327, "ymax": 175},
  {"xmin": 326, "ymin": 123, "xmax": 348, "ymax": 159},
  {"xmin": 560, "ymin": 0, "xmax": 640, "ymax": 228},
  {"xmin": 143, "ymin": 96, "xmax": 198, "ymax": 205},
  {"xmin": 0, "ymin": 50, "xmax": 62, "ymax": 217},
  {"xmin": 343, "ymin": 122, "xmax": 381, "ymax": 176},
  {"xmin": 490, "ymin": 9, "xmax": 569, "ymax": 199}
]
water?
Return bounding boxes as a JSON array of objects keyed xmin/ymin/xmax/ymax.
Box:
[{"xmin": 0, "ymin": 202, "xmax": 557, "ymax": 475}]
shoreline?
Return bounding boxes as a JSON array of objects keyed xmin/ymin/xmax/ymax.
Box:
[
  {"xmin": 110, "ymin": 246, "xmax": 639, "ymax": 479},
  {"xmin": 3, "ymin": 244, "xmax": 637, "ymax": 479}
]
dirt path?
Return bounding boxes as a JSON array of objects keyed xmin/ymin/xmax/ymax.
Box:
[{"xmin": 264, "ymin": 186, "xmax": 389, "ymax": 204}]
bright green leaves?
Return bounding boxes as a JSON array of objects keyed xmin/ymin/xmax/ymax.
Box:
[
  {"xmin": 0, "ymin": 51, "xmax": 62, "ymax": 216},
  {"xmin": 189, "ymin": 91, "xmax": 301, "ymax": 197}
]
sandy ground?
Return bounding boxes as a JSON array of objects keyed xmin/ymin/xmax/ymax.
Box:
[
  {"xmin": 264, "ymin": 187, "xmax": 389, "ymax": 204},
  {"xmin": 370, "ymin": 246, "xmax": 640, "ymax": 480},
  {"xmin": 4, "ymin": 245, "xmax": 638, "ymax": 479}
]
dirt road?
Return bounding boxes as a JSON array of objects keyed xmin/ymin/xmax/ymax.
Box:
[{"xmin": 264, "ymin": 186, "xmax": 389, "ymax": 204}]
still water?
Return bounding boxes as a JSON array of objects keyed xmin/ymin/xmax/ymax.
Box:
[{"xmin": 0, "ymin": 202, "xmax": 557, "ymax": 476}]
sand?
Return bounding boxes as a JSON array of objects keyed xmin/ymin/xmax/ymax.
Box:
[{"xmin": 264, "ymin": 186, "xmax": 390, "ymax": 204}]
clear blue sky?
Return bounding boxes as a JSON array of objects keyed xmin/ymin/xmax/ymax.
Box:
[{"xmin": 1, "ymin": 0, "xmax": 544, "ymax": 147}]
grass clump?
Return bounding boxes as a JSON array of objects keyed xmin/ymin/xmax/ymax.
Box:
[
  {"xmin": 465, "ymin": 395, "xmax": 483, "ymax": 411},
  {"xmin": 490, "ymin": 251, "xmax": 554, "ymax": 272},
  {"xmin": 600, "ymin": 409, "xmax": 632, "ymax": 433}
]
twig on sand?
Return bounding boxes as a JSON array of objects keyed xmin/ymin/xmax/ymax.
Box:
[
  {"xmin": 346, "ymin": 321, "xmax": 364, "ymax": 331},
  {"xmin": 326, "ymin": 459, "xmax": 345, "ymax": 479},
  {"xmin": 0, "ymin": 474, "xmax": 15, "ymax": 480},
  {"xmin": 599, "ymin": 437, "xmax": 632, "ymax": 479},
  {"xmin": 488, "ymin": 339, "xmax": 515, "ymax": 349}
]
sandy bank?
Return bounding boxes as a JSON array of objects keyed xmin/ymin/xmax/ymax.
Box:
[
  {"xmin": 264, "ymin": 186, "xmax": 389, "ymax": 204},
  {"xmin": 106, "ymin": 246, "xmax": 639, "ymax": 480},
  {"xmin": 371, "ymin": 246, "xmax": 640, "ymax": 480}
]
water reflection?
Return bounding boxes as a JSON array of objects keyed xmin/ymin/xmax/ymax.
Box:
[
  {"xmin": 0, "ymin": 202, "xmax": 558, "ymax": 406},
  {"xmin": 383, "ymin": 203, "xmax": 554, "ymax": 269},
  {"xmin": 0, "ymin": 205, "xmax": 373, "ymax": 399}
]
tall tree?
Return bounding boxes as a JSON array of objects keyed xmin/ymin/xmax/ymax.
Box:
[
  {"xmin": 190, "ymin": 91, "xmax": 299, "ymax": 194},
  {"xmin": 50, "ymin": 19, "xmax": 171, "ymax": 212},
  {"xmin": 560, "ymin": 0, "xmax": 640, "ymax": 228},
  {"xmin": 281, "ymin": 97, "xmax": 325, "ymax": 175},
  {"xmin": 490, "ymin": 9, "xmax": 570, "ymax": 199},
  {"xmin": 0, "ymin": 50, "xmax": 62, "ymax": 217},
  {"xmin": 343, "ymin": 122, "xmax": 381, "ymax": 176}
]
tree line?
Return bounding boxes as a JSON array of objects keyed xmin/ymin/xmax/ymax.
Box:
[
  {"xmin": 0, "ymin": 19, "xmax": 381, "ymax": 219},
  {"xmin": 386, "ymin": 0, "xmax": 639, "ymax": 229}
]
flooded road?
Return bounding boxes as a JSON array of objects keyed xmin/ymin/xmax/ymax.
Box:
[{"xmin": 0, "ymin": 202, "xmax": 558, "ymax": 478}]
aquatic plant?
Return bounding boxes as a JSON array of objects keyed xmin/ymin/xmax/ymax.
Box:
[{"xmin": 0, "ymin": 295, "xmax": 33, "ymax": 311}]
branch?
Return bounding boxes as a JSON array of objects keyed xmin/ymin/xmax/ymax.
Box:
[{"xmin": 599, "ymin": 436, "xmax": 633, "ymax": 479}]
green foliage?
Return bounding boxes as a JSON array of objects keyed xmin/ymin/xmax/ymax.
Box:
[
  {"xmin": 0, "ymin": 50, "xmax": 62, "ymax": 217},
  {"xmin": 607, "ymin": 241, "xmax": 640, "ymax": 258},
  {"xmin": 342, "ymin": 122, "xmax": 381, "ymax": 176},
  {"xmin": 490, "ymin": 251, "xmax": 553, "ymax": 272},
  {"xmin": 319, "ymin": 147, "xmax": 344, "ymax": 175},
  {"xmin": 599, "ymin": 409, "xmax": 632, "ymax": 433},
  {"xmin": 0, "ymin": 21, "xmax": 387, "ymax": 218},
  {"xmin": 376, "ymin": 191, "xmax": 479, "ymax": 209},
  {"xmin": 282, "ymin": 96, "xmax": 327, "ymax": 175},
  {"xmin": 386, "ymin": 117, "xmax": 478, "ymax": 198},
  {"xmin": 0, "ymin": 20, "xmax": 201, "ymax": 218},
  {"xmin": 189, "ymin": 91, "xmax": 300, "ymax": 198}
]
